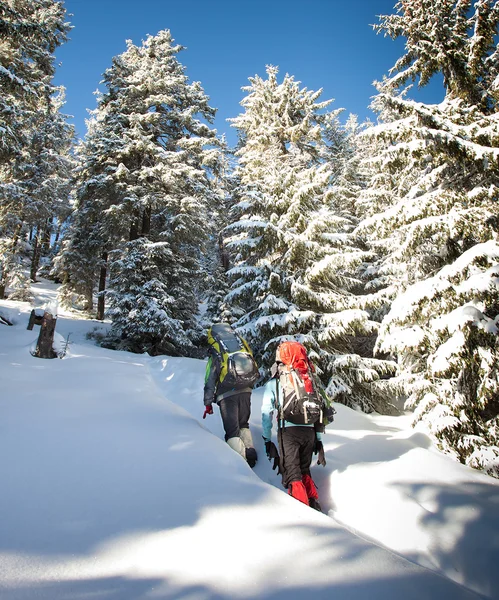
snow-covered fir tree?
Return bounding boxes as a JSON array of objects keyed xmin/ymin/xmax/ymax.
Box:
[
  {"xmin": 57, "ymin": 105, "xmax": 129, "ymax": 313},
  {"xmin": 61, "ymin": 30, "xmax": 221, "ymax": 354},
  {"xmin": 24, "ymin": 89, "xmax": 74, "ymax": 283},
  {"xmin": 225, "ymin": 66, "xmax": 338, "ymax": 350},
  {"xmin": 357, "ymin": 0, "xmax": 499, "ymax": 474},
  {"xmin": 200, "ymin": 145, "xmax": 237, "ymax": 327},
  {"xmin": 225, "ymin": 66, "xmax": 398, "ymax": 412},
  {"xmin": 0, "ymin": 0, "xmax": 72, "ymax": 299}
]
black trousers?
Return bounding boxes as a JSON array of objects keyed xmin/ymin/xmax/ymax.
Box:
[
  {"xmin": 278, "ymin": 426, "xmax": 315, "ymax": 488},
  {"xmin": 217, "ymin": 392, "xmax": 251, "ymax": 441}
]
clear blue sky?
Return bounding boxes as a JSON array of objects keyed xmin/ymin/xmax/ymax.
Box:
[{"xmin": 54, "ymin": 0, "xmax": 444, "ymax": 147}]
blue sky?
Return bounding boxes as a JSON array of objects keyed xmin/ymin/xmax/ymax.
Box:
[{"xmin": 54, "ymin": 0, "xmax": 444, "ymax": 147}]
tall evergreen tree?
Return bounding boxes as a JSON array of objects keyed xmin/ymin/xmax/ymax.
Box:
[
  {"xmin": 200, "ymin": 146, "xmax": 237, "ymax": 327},
  {"xmin": 57, "ymin": 106, "xmax": 131, "ymax": 313},
  {"xmin": 61, "ymin": 30, "xmax": 221, "ymax": 354},
  {"xmin": 358, "ymin": 0, "xmax": 499, "ymax": 474},
  {"xmin": 226, "ymin": 67, "xmax": 398, "ymax": 412},
  {"xmin": 226, "ymin": 67, "xmax": 338, "ymax": 349},
  {"xmin": 0, "ymin": 0, "xmax": 72, "ymax": 298}
]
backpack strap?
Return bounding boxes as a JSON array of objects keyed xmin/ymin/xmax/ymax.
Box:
[
  {"xmin": 275, "ymin": 376, "xmax": 286, "ymax": 430},
  {"xmin": 275, "ymin": 377, "xmax": 286, "ymax": 482}
]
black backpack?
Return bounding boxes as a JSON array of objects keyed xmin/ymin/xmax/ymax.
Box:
[
  {"xmin": 207, "ymin": 323, "xmax": 259, "ymax": 390},
  {"xmin": 275, "ymin": 341, "xmax": 325, "ymax": 425}
]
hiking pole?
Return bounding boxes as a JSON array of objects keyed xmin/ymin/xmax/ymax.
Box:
[{"xmin": 276, "ymin": 377, "xmax": 286, "ymax": 482}]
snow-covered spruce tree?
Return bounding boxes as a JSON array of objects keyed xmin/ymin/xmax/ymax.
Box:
[
  {"xmin": 63, "ymin": 30, "xmax": 220, "ymax": 354},
  {"xmin": 359, "ymin": 0, "xmax": 499, "ymax": 473},
  {"xmin": 377, "ymin": 242, "xmax": 499, "ymax": 476},
  {"xmin": 0, "ymin": 0, "xmax": 72, "ymax": 298},
  {"xmin": 57, "ymin": 106, "xmax": 128, "ymax": 314},
  {"xmin": 24, "ymin": 89, "xmax": 74, "ymax": 283},
  {"xmin": 359, "ymin": 0, "xmax": 499, "ymax": 285},
  {"xmin": 226, "ymin": 66, "xmax": 398, "ymax": 412},
  {"xmin": 103, "ymin": 238, "xmax": 194, "ymax": 355},
  {"xmin": 200, "ymin": 146, "xmax": 237, "ymax": 327},
  {"xmin": 0, "ymin": 0, "xmax": 69, "ymax": 161}
]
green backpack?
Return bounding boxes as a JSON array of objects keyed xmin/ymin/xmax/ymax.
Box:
[{"xmin": 207, "ymin": 323, "xmax": 259, "ymax": 390}]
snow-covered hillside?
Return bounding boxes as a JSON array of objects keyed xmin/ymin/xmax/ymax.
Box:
[{"xmin": 0, "ymin": 280, "xmax": 498, "ymax": 600}]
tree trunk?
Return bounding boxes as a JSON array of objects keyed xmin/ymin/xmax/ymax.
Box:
[
  {"xmin": 34, "ymin": 311, "xmax": 57, "ymax": 358},
  {"xmin": 96, "ymin": 251, "xmax": 108, "ymax": 320},
  {"xmin": 84, "ymin": 284, "xmax": 93, "ymax": 312},
  {"xmin": 30, "ymin": 229, "xmax": 41, "ymax": 282},
  {"xmin": 129, "ymin": 209, "xmax": 141, "ymax": 241},
  {"xmin": 27, "ymin": 309, "xmax": 44, "ymax": 330},
  {"xmin": 11, "ymin": 221, "xmax": 23, "ymax": 250},
  {"xmin": 53, "ymin": 220, "xmax": 62, "ymax": 249},
  {"xmin": 41, "ymin": 219, "xmax": 51, "ymax": 256},
  {"xmin": 141, "ymin": 206, "xmax": 151, "ymax": 236},
  {"xmin": 218, "ymin": 233, "xmax": 230, "ymax": 271}
]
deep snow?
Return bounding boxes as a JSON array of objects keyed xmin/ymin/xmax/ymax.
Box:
[{"xmin": 0, "ymin": 280, "xmax": 498, "ymax": 600}]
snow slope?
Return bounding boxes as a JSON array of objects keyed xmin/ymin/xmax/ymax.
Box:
[{"xmin": 0, "ymin": 280, "xmax": 497, "ymax": 600}]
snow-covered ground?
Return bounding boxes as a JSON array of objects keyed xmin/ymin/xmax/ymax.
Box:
[{"xmin": 0, "ymin": 280, "xmax": 498, "ymax": 600}]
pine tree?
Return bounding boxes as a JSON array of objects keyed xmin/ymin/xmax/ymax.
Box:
[
  {"xmin": 200, "ymin": 146, "xmax": 237, "ymax": 327},
  {"xmin": 62, "ymin": 30, "xmax": 221, "ymax": 353},
  {"xmin": 0, "ymin": 0, "xmax": 69, "ymax": 162},
  {"xmin": 225, "ymin": 66, "xmax": 399, "ymax": 412},
  {"xmin": 57, "ymin": 109, "xmax": 131, "ymax": 313},
  {"xmin": 104, "ymin": 238, "xmax": 191, "ymax": 355},
  {"xmin": 226, "ymin": 66, "xmax": 337, "ymax": 351},
  {"xmin": 25, "ymin": 89, "xmax": 74, "ymax": 282},
  {"xmin": 0, "ymin": 0, "xmax": 72, "ymax": 298},
  {"xmin": 377, "ymin": 241, "xmax": 499, "ymax": 476},
  {"xmin": 361, "ymin": 0, "xmax": 499, "ymax": 473}
]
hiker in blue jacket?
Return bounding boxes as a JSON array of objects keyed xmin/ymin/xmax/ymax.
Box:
[{"xmin": 262, "ymin": 358, "xmax": 326, "ymax": 511}]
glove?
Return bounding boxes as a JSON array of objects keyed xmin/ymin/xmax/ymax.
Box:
[
  {"xmin": 203, "ymin": 404, "xmax": 213, "ymax": 419},
  {"xmin": 263, "ymin": 437, "xmax": 281, "ymax": 474},
  {"xmin": 314, "ymin": 439, "xmax": 326, "ymax": 467}
]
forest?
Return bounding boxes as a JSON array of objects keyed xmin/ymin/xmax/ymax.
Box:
[{"xmin": 1, "ymin": 0, "xmax": 499, "ymax": 477}]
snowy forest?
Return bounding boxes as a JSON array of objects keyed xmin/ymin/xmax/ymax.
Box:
[{"xmin": 1, "ymin": 0, "xmax": 499, "ymax": 479}]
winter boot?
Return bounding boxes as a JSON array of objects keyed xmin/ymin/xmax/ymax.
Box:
[
  {"xmin": 227, "ymin": 436, "xmax": 246, "ymax": 460},
  {"xmin": 288, "ymin": 480, "xmax": 309, "ymax": 506},
  {"xmin": 302, "ymin": 473, "xmax": 322, "ymax": 512},
  {"xmin": 308, "ymin": 497, "xmax": 322, "ymax": 512},
  {"xmin": 240, "ymin": 427, "xmax": 258, "ymax": 468}
]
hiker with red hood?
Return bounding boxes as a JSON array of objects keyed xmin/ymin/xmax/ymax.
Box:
[{"xmin": 261, "ymin": 340, "xmax": 330, "ymax": 511}]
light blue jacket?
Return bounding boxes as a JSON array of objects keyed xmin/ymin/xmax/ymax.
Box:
[{"xmin": 261, "ymin": 378, "xmax": 323, "ymax": 442}]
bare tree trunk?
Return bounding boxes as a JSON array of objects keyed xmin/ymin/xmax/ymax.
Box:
[
  {"xmin": 84, "ymin": 284, "xmax": 93, "ymax": 312},
  {"xmin": 11, "ymin": 221, "xmax": 23, "ymax": 250},
  {"xmin": 141, "ymin": 206, "xmax": 151, "ymax": 236},
  {"xmin": 27, "ymin": 309, "xmax": 43, "ymax": 330},
  {"xmin": 41, "ymin": 219, "xmax": 51, "ymax": 256},
  {"xmin": 31, "ymin": 220, "xmax": 52, "ymax": 281},
  {"xmin": 0, "ymin": 271, "xmax": 5, "ymax": 300},
  {"xmin": 0, "ymin": 223, "xmax": 25, "ymax": 297},
  {"xmin": 218, "ymin": 233, "xmax": 230, "ymax": 271},
  {"xmin": 53, "ymin": 220, "xmax": 63, "ymax": 249},
  {"xmin": 34, "ymin": 311, "xmax": 57, "ymax": 358},
  {"xmin": 30, "ymin": 228, "xmax": 41, "ymax": 281},
  {"xmin": 96, "ymin": 251, "xmax": 108, "ymax": 320}
]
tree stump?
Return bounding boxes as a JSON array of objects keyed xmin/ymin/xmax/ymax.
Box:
[
  {"xmin": 34, "ymin": 311, "xmax": 57, "ymax": 359},
  {"xmin": 27, "ymin": 308, "xmax": 44, "ymax": 330}
]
